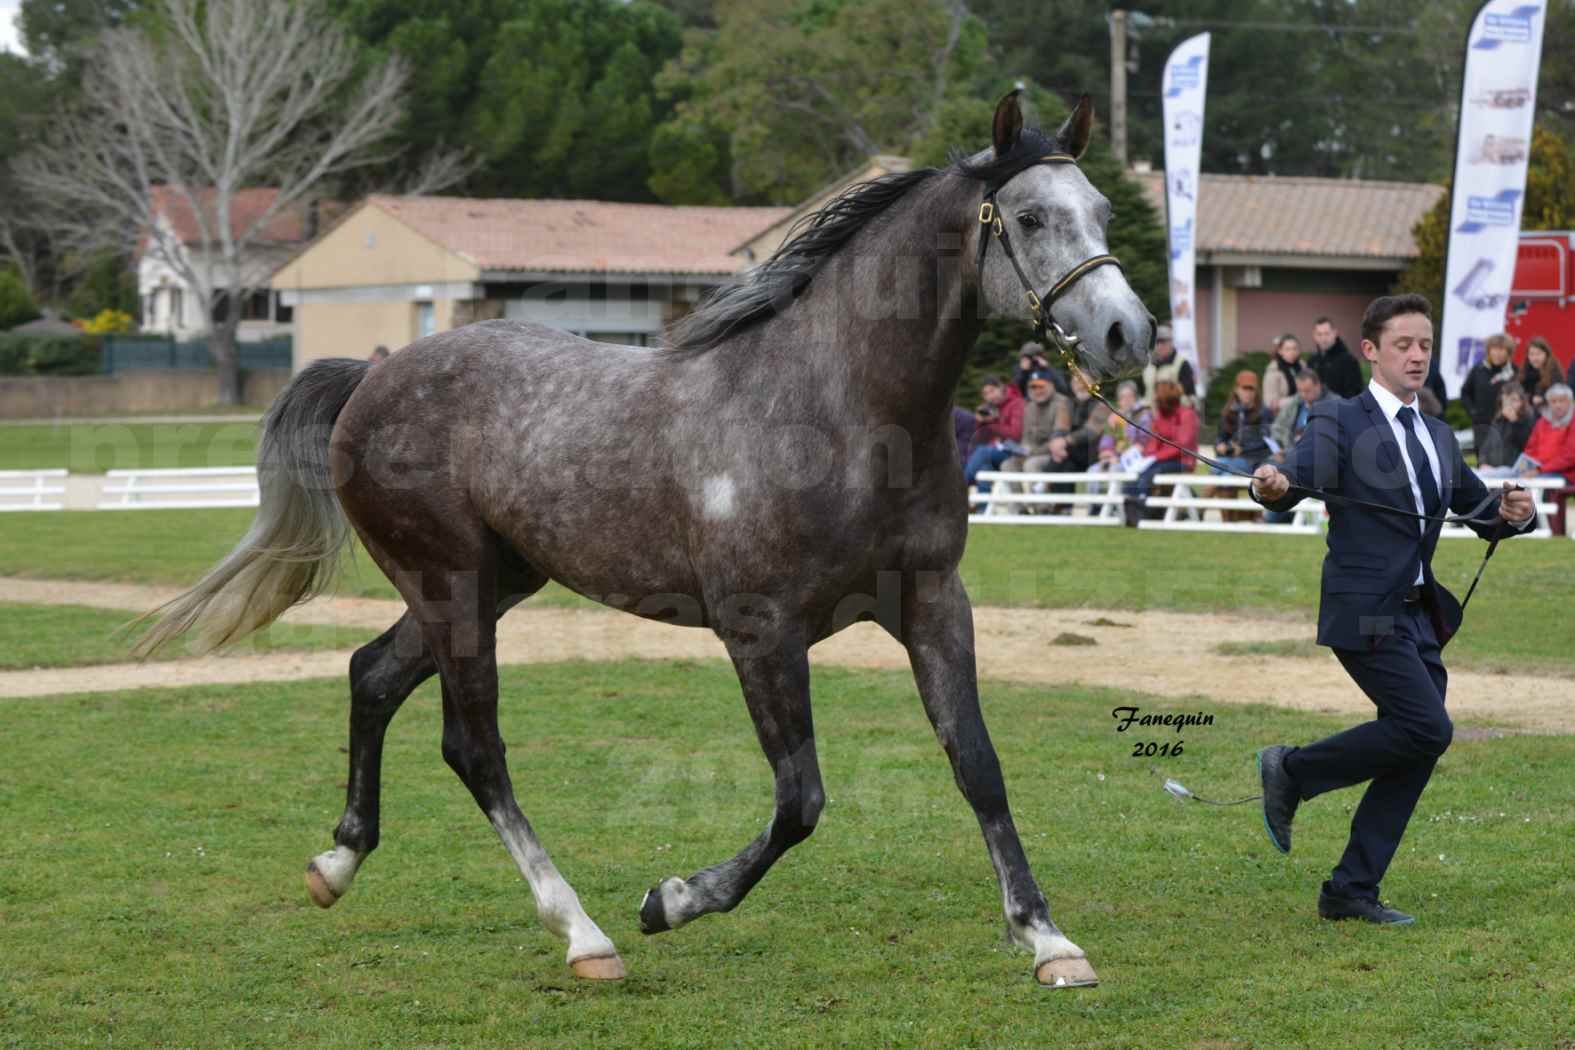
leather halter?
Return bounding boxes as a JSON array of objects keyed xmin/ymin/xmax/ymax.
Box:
[{"xmin": 976, "ymin": 153, "xmax": 1124, "ymax": 340}]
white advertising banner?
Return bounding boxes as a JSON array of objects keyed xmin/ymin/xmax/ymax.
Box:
[
  {"xmin": 1441, "ymin": 1, "xmax": 1545, "ymax": 396},
  {"xmin": 1161, "ymin": 32, "xmax": 1209, "ymax": 375}
]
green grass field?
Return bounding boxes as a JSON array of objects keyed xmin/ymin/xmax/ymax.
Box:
[
  {"xmin": 0, "ymin": 603, "xmax": 375, "ymax": 670},
  {"xmin": 0, "ymin": 420, "xmax": 261, "ymax": 472},
  {"xmin": 1, "ymin": 662, "xmax": 1571, "ymax": 1048},
  {"xmin": 2, "ymin": 509, "xmax": 1569, "ymax": 676}
]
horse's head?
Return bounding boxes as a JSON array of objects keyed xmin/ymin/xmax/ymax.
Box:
[{"xmin": 971, "ymin": 91, "xmax": 1155, "ymax": 383}]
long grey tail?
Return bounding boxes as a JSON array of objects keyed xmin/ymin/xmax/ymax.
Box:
[{"xmin": 130, "ymin": 358, "xmax": 372, "ymax": 657}]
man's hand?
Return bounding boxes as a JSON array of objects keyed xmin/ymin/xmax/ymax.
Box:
[
  {"xmin": 1251, "ymin": 463, "xmax": 1289, "ymax": 502},
  {"xmin": 1048, "ymin": 436, "xmax": 1069, "ymax": 463},
  {"xmin": 1499, "ymin": 482, "xmax": 1535, "ymax": 523}
]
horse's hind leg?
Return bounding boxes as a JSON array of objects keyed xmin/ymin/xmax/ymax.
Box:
[
  {"xmin": 306, "ymin": 612, "xmax": 435, "ymax": 907},
  {"xmin": 639, "ymin": 628, "xmax": 824, "ymax": 933},
  {"xmin": 416, "ymin": 556, "xmax": 624, "ymax": 980},
  {"xmin": 305, "ymin": 566, "xmax": 542, "ymax": 909},
  {"xmin": 893, "ymin": 571, "xmax": 1096, "ymax": 989}
]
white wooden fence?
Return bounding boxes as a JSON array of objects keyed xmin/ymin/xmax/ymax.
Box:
[
  {"xmin": 0, "ymin": 469, "xmax": 67, "ymax": 512},
  {"xmin": 968, "ymin": 471, "xmax": 1133, "ymax": 525},
  {"xmin": 970, "ymin": 469, "xmax": 1568, "ymax": 537},
  {"xmin": 1144, "ymin": 474, "xmax": 1326, "ymax": 534},
  {"xmin": 97, "ymin": 466, "xmax": 260, "ymax": 510},
  {"xmin": 0, "ymin": 463, "xmax": 1566, "ymax": 532}
]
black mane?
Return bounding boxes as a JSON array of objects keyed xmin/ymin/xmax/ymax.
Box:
[{"xmin": 666, "ymin": 127, "xmax": 1064, "ymax": 353}]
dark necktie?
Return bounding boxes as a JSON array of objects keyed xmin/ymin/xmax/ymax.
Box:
[{"xmin": 1397, "ymin": 406, "xmax": 1440, "ymax": 518}]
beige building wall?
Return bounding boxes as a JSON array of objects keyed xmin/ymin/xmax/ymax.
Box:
[
  {"xmin": 272, "ymin": 202, "xmax": 480, "ymax": 367},
  {"xmin": 273, "ymin": 202, "xmax": 479, "ymax": 289}
]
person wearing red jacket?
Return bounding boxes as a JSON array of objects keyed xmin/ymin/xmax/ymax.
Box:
[
  {"xmin": 1121, "ymin": 379, "xmax": 1199, "ymax": 525},
  {"xmin": 964, "ymin": 375, "xmax": 1026, "ymax": 493},
  {"xmin": 1518, "ymin": 383, "xmax": 1575, "ymax": 485}
]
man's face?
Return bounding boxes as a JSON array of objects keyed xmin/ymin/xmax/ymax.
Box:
[
  {"xmin": 1486, "ymin": 342, "xmax": 1511, "ymax": 367},
  {"xmin": 1153, "ymin": 337, "xmax": 1174, "ymax": 361},
  {"xmin": 1549, "ymin": 390, "xmax": 1573, "ymax": 420},
  {"xmin": 983, "ymin": 383, "xmax": 1006, "ymax": 406},
  {"xmin": 1362, "ymin": 312, "xmax": 1432, "ymax": 401},
  {"xmin": 1028, "ymin": 381, "xmax": 1053, "ymax": 403},
  {"xmin": 1296, "ymin": 374, "xmax": 1322, "ymax": 401},
  {"xmin": 1313, "ymin": 322, "xmax": 1335, "ymax": 351}
]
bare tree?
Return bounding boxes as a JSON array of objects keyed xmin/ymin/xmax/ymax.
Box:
[{"xmin": 18, "ymin": 0, "xmax": 453, "ymax": 403}]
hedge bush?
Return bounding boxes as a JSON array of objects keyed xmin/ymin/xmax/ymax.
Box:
[
  {"xmin": 0, "ymin": 270, "xmax": 40, "ymax": 331},
  {"xmin": 0, "ymin": 333, "xmax": 105, "ymax": 376}
]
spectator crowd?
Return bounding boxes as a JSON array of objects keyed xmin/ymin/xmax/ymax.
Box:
[{"xmin": 960, "ymin": 315, "xmax": 1575, "ymax": 526}]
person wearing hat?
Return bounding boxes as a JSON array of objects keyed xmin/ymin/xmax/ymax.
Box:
[
  {"xmin": 999, "ymin": 370, "xmax": 1072, "ymax": 513},
  {"xmin": 1140, "ymin": 324, "xmax": 1198, "ymax": 411},
  {"xmin": 1211, "ymin": 368, "xmax": 1272, "ymax": 475}
]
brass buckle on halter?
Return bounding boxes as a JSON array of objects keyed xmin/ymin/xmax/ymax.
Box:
[
  {"xmin": 978, "ymin": 201, "xmax": 994, "ymax": 226},
  {"xmin": 1025, "ymin": 289, "xmax": 1042, "ymax": 313}
]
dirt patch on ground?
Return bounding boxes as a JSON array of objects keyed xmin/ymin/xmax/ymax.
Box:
[{"xmin": 3, "ymin": 577, "xmax": 1572, "ymax": 733}]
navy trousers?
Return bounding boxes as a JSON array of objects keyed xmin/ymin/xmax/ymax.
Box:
[{"xmin": 1282, "ymin": 602, "xmax": 1453, "ymax": 901}]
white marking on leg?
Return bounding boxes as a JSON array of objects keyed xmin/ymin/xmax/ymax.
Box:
[
  {"xmin": 702, "ymin": 475, "xmax": 736, "ymax": 520},
  {"xmin": 309, "ymin": 845, "xmax": 364, "ymax": 898},
  {"xmin": 984, "ymin": 839, "xmax": 1086, "ymax": 966},
  {"xmin": 657, "ymin": 876, "xmax": 701, "ymax": 929},
  {"xmin": 489, "ymin": 811, "xmax": 617, "ymax": 964}
]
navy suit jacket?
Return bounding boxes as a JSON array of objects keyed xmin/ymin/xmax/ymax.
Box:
[{"xmin": 1255, "ymin": 390, "xmax": 1530, "ymax": 651}]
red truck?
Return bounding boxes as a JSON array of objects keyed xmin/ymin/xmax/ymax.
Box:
[{"xmin": 1505, "ymin": 231, "xmax": 1575, "ymax": 372}]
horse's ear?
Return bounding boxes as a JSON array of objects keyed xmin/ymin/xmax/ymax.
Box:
[
  {"xmin": 1056, "ymin": 94, "xmax": 1095, "ymax": 159},
  {"xmin": 992, "ymin": 90, "xmax": 1024, "ymax": 158}
]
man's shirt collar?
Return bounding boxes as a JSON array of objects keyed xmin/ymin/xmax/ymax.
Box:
[{"xmin": 1367, "ymin": 379, "xmax": 1418, "ymax": 423}]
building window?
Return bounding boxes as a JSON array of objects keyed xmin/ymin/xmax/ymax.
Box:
[
  {"xmin": 169, "ymin": 287, "xmax": 184, "ymax": 327},
  {"xmin": 275, "ymin": 292, "xmax": 293, "ymax": 324},
  {"xmin": 415, "ymin": 301, "xmax": 435, "ymax": 339}
]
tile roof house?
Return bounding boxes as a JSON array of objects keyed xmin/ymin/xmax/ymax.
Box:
[
  {"xmin": 1131, "ymin": 170, "xmax": 1445, "ymax": 368},
  {"xmin": 270, "ymin": 195, "xmax": 788, "ymax": 367},
  {"xmin": 139, "ymin": 187, "xmax": 336, "ymax": 341},
  {"xmin": 1132, "ymin": 172, "xmax": 1445, "ymax": 269}
]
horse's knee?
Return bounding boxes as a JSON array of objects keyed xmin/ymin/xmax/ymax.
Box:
[{"xmin": 774, "ymin": 781, "xmax": 824, "ymax": 848}]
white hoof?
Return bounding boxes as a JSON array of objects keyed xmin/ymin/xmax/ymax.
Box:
[{"xmin": 304, "ymin": 845, "xmax": 362, "ymax": 908}]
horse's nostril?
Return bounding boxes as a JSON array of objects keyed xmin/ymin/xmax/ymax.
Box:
[{"xmin": 1106, "ymin": 321, "xmax": 1127, "ymax": 356}]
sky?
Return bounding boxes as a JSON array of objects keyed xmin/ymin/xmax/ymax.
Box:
[{"xmin": 0, "ymin": 0, "xmax": 22, "ymax": 55}]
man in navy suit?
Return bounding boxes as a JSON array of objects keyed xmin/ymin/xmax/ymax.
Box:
[{"xmin": 1249, "ymin": 293, "xmax": 1537, "ymax": 924}]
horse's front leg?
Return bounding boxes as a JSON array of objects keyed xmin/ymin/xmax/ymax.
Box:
[
  {"xmin": 892, "ymin": 571, "xmax": 1097, "ymax": 988},
  {"xmin": 639, "ymin": 621, "xmax": 823, "ymax": 933}
]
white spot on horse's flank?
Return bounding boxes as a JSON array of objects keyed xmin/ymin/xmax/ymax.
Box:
[{"xmin": 703, "ymin": 475, "xmax": 736, "ymax": 519}]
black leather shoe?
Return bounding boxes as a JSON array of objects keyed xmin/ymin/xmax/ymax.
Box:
[
  {"xmin": 1318, "ymin": 891, "xmax": 1416, "ymax": 925},
  {"xmin": 1257, "ymin": 745, "xmax": 1300, "ymax": 854}
]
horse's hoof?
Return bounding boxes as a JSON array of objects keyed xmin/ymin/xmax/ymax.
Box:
[
  {"xmin": 639, "ymin": 882, "xmax": 673, "ymax": 935},
  {"xmin": 569, "ymin": 954, "xmax": 627, "ymax": 981},
  {"xmin": 1036, "ymin": 956, "xmax": 1099, "ymax": 989},
  {"xmin": 304, "ymin": 862, "xmax": 341, "ymax": 909}
]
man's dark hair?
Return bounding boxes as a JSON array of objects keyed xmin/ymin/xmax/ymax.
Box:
[
  {"xmin": 1313, "ymin": 316, "xmax": 1334, "ymax": 328},
  {"xmin": 1360, "ymin": 294, "xmax": 1432, "ymax": 348}
]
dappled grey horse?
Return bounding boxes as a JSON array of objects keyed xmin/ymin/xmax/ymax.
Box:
[{"xmin": 136, "ymin": 92, "xmax": 1153, "ymax": 987}]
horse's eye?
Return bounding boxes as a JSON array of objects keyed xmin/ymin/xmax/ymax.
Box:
[{"xmin": 1017, "ymin": 213, "xmax": 1041, "ymax": 230}]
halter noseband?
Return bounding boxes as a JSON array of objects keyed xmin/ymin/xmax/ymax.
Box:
[{"xmin": 976, "ymin": 153, "xmax": 1124, "ymax": 382}]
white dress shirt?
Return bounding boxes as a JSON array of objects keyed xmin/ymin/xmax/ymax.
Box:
[
  {"xmin": 1366, "ymin": 381, "xmax": 1442, "ymax": 539},
  {"xmin": 1366, "ymin": 379, "xmax": 1532, "ymax": 584}
]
